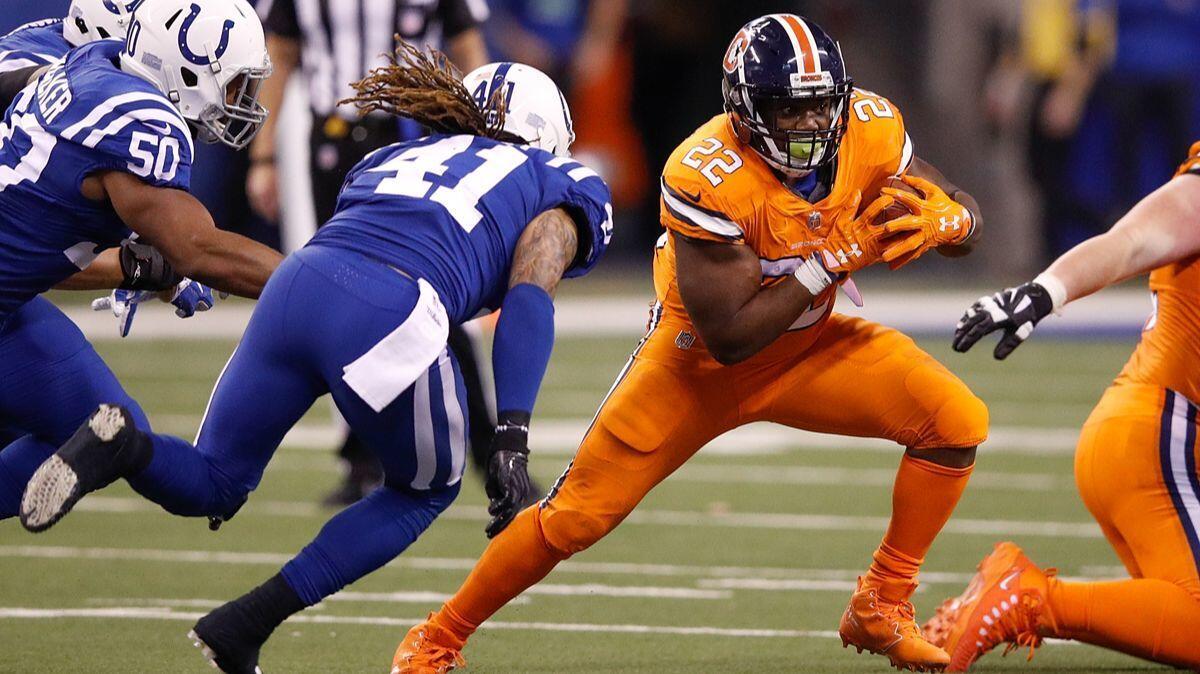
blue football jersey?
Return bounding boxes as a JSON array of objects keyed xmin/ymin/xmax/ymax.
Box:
[
  {"xmin": 310, "ymin": 134, "xmax": 614, "ymax": 323},
  {"xmin": 0, "ymin": 19, "xmax": 70, "ymax": 72},
  {"xmin": 0, "ymin": 39, "xmax": 194, "ymax": 321}
]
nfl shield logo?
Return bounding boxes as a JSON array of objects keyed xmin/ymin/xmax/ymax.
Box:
[{"xmin": 675, "ymin": 331, "xmax": 695, "ymax": 350}]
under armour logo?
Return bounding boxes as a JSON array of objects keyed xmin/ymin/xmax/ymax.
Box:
[
  {"xmin": 835, "ymin": 244, "xmax": 862, "ymax": 265},
  {"xmin": 178, "ymin": 3, "xmax": 235, "ymax": 67},
  {"xmin": 939, "ymin": 215, "xmax": 962, "ymax": 232}
]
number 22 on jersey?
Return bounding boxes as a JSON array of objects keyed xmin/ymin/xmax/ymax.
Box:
[{"xmin": 682, "ymin": 137, "xmax": 743, "ymax": 187}]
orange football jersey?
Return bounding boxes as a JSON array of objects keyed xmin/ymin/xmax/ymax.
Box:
[
  {"xmin": 1114, "ymin": 143, "xmax": 1200, "ymax": 403},
  {"xmin": 651, "ymin": 89, "xmax": 912, "ymax": 360}
]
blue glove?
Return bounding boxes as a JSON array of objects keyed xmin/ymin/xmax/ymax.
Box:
[
  {"xmin": 91, "ymin": 289, "xmax": 156, "ymax": 338},
  {"xmin": 168, "ymin": 279, "xmax": 217, "ymax": 318}
]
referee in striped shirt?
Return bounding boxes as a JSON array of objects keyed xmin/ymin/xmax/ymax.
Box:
[{"xmin": 247, "ymin": 0, "xmax": 494, "ymax": 506}]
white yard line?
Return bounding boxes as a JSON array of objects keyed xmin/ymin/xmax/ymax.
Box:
[
  {"xmin": 66, "ymin": 496, "xmax": 1102, "ymax": 538},
  {"xmin": 0, "ymin": 545, "xmax": 974, "ymax": 581},
  {"xmin": 0, "ymin": 606, "xmax": 826, "ymax": 638},
  {"xmin": 0, "ymin": 606, "xmax": 1086, "ymax": 646},
  {"xmin": 67, "ymin": 290, "xmax": 1149, "ymax": 341},
  {"xmin": 170, "ymin": 420, "xmax": 1076, "ymax": 456}
]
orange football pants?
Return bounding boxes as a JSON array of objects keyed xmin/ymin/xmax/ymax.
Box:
[
  {"xmin": 1044, "ymin": 382, "xmax": 1200, "ymax": 668},
  {"xmin": 537, "ymin": 313, "xmax": 988, "ymax": 557}
]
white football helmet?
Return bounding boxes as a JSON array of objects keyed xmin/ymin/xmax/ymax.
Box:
[
  {"xmin": 463, "ymin": 62, "xmax": 575, "ymax": 157},
  {"xmin": 120, "ymin": 0, "xmax": 271, "ymax": 149},
  {"xmin": 64, "ymin": 0, "xmax": 138, "ymax": 47}
]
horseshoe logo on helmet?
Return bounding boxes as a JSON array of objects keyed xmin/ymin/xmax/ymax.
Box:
[{"xmin": 178, "ymin": 3, "xmax": 235, "ymax": 66}]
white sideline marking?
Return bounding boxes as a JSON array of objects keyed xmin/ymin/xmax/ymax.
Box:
[
  {"xmin": 67, "ymin": 496, "xmax": 1102, "ymax": 538},
  {"xmin": 0, "ymin": 606, "xmax": 829, "ymax": 639}
]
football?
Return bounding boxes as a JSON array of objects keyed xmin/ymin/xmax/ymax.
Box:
[{"xmin": 872, "ymin": 177, "xmax": 923, "ymax": 226}]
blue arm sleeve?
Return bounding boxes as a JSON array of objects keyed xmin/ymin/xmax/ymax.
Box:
[{"xmin": 491, "ymin": 283, "xmax": 555, "ymax": 416}]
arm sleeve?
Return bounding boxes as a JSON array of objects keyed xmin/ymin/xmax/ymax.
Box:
[
  {"xmin": 491, "ymin": 283, "xmax": 555, "ymax": 416},
  {"xmin": 437, "ymin": 0, "xmax": 490, "ymax": 39},
  {"xmin": 262, "ymin": 0, "xmax": 301, "ymax": 39}
]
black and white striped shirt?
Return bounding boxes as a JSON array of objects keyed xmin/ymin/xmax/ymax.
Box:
[{"xmin": 262, "ymin": 0, "xmax": 489, "ymax": 117}]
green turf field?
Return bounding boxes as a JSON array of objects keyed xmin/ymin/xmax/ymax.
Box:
[{"xmin": 0, "ymin": 332, "xmax": 1172, "ymax": 673}]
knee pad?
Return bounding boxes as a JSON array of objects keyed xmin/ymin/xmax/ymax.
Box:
[
  {"xmin": 905, "ymin": 365, "xmax": 989, "ymax": 449},
  {"xmin": 538, "ymin": 504, "xmax": 619, "ymax": 556},
  {"xmin": 923, "ymin": 389, "xmax": 989, "ymax": 449}
]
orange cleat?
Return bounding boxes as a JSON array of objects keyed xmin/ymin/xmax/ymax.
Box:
[
  {"xmin": 839, "ymin": 576, "xmax": 951, "ymax": 672},
  {"xmin": 922, "ymin": 542, "xmax": 1057, "ymax": 671},
  {"xmin": 391, "ymin": 614, "xmax": 466, "ymax": 674}
]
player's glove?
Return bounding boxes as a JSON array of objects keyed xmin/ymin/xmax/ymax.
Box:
[
  {"xmin": 952, "ymin": 281, "xmax": 1055, "ymax": 359},
  {"xmin": 167, "ymin": 278, "xmax": 217, "ymax": 318},
  {"xmin": 878, "ymin": 175, "xmax": 975, "ymax": 269},
  {"xmin": 118, "ymin": 240, "xmax": 182, "ymax": 291},
  {"xmin": 92, "ymin": 289, "xmax": 157, "ymax": 338},
  {"xmin": 484, "ymin": 411, "xmax": 536, "ymax": 539}
]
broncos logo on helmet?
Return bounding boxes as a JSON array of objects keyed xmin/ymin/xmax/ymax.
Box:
[{"xmin": 721, "ymin": 14, "xmax": 853, "ymax": 176}]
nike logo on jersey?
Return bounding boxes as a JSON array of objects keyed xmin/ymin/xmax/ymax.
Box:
[
  {"xmin": 144, "ymin": 121, "xmax": 173, "ymax": 136},
  {"xmin": 679, "ymin": 187, "xmax": 703, "ymax": 203}
]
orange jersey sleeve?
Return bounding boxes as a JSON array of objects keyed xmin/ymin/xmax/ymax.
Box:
[
  {"xmin": 1175, "ymin": 141, "xmax": 1200, "ymax": 177},
  {"xmin": 659, "ymin": 117, "xmax": 755, "ymax": 245},
  {"xmin": 844, "ymin": 89, "xmax": 914, "ymax": 196}
]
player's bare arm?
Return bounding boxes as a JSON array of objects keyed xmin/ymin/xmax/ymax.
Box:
[
  {"xmin": 94, "ymin": 171, "xmax": 283, "ymax": 298},
  {"xmin": 52, "ymin": 249, "xmax": 123, "ymax": 290},
  {"xmin": 1043, "ymin": 172, "xmax": 1200, "ymax": 303},
  {"xmin": 508, "ymin": 207, "xmax": 579, "ymax": 296},
  {"xmin": 906, "ymin": 156, "xmax": 983, "ymax": 257},
  {"xmin": 245, "ymin": 34, "xmax": 300, "ymax": 221},
  {"xmin": 956, "ymin": 171, "xmax": 1200, "ymax": 359},
  {"xmin": 674, "ymin": 233, "xmax": 821, "ymax": 365}
]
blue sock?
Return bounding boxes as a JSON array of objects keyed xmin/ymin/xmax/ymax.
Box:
[
  {"xmin": 0, "ymin": 436, "xmax": 54, "ymax": 518},
  {"xmin": 281, "ymin": 483, "xmax": 459, "ymax": 605}
]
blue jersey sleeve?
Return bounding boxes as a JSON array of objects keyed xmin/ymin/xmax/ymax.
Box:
[
  {"xmin": 540, "ymin": 156, "xmax": 614, "ymax": 278},
  {"xmin": 58, "ymin": 95, "xmax": 194, "ymax": 192},
  {"xmin": 0, "ymin": 20, "xmax": 70, "ymax": 71}
]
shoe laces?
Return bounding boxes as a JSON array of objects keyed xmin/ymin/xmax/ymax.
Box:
[
  {"xmin": 871, "ymin": 590, "xmax": 922, "ymax": 639},
  {"xmin": 401, "ymin": 629, "xmax": 463, "ymax": 673},
  {"xmin": 982, "ymin": 591, "xmax": 1046, "ymax": 662}
]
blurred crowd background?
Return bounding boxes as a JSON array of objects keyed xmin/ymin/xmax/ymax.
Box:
[{"xmin": 7, "ymin": 0, "xmax": 1200, "ymax": 281}]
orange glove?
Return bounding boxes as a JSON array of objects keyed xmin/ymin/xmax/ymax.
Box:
[
  {"xmin": 879, "ymin": 175, "xmax": 975, "ymax": 269},
  {"xmin": 819, "ymin": 190, "xmax": 893, "ymax": 275}
]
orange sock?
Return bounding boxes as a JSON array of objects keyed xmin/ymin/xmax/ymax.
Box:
[
  {"xmin": 1047, "ymin": 577, "xmax": 1200, "ymax": 669},
  {"xmin": 866, "ymin": 454, "xmax": 973, "ymax": 595},
  {"xmin": 432, "ymin": 506, "xmax": 567, "ymax": 642}
]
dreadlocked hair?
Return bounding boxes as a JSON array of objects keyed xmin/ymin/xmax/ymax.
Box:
[{"xmin": 341, "ymin": 39, "xmax": 524, "ymax": 144}]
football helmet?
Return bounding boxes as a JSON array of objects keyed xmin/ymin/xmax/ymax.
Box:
[
  {"xmin": 63, "ymin": 0, "xmax": 140, "ymax": 47},
  {"xmin": 721, "ymin": 14, "xmax": 853, "ymax": 176},
  {"xmin": 463, "ymin": 62, "xmax": 575, "ymax": 157},
  {"xmin": 120, "ymin": 0, "xmax": 271, "ymax": 150}
]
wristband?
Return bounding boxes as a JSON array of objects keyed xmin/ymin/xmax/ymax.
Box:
[
  {"xmin": 793, "ymin": 252, "xmax": 836, "ymax": 296},
  {"xmin": 1032, "ymin": 272, "xmax": 1068, "ymax": 314},
  {"xmin": 118, "ymin": 241, "xmax": 182, "ymax": 291}
]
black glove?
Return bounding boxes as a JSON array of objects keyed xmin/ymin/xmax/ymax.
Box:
[
  {"xmin": 484, "ymin": 411, "xmax": 535, "ymax": 538},
  {"xmin": 118, "ymin": 241, "xmax": 182, "ymax": 291},
  {"xmin": 953, "ymin": 282, "xmax": 1055, "ymax": 360}
]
